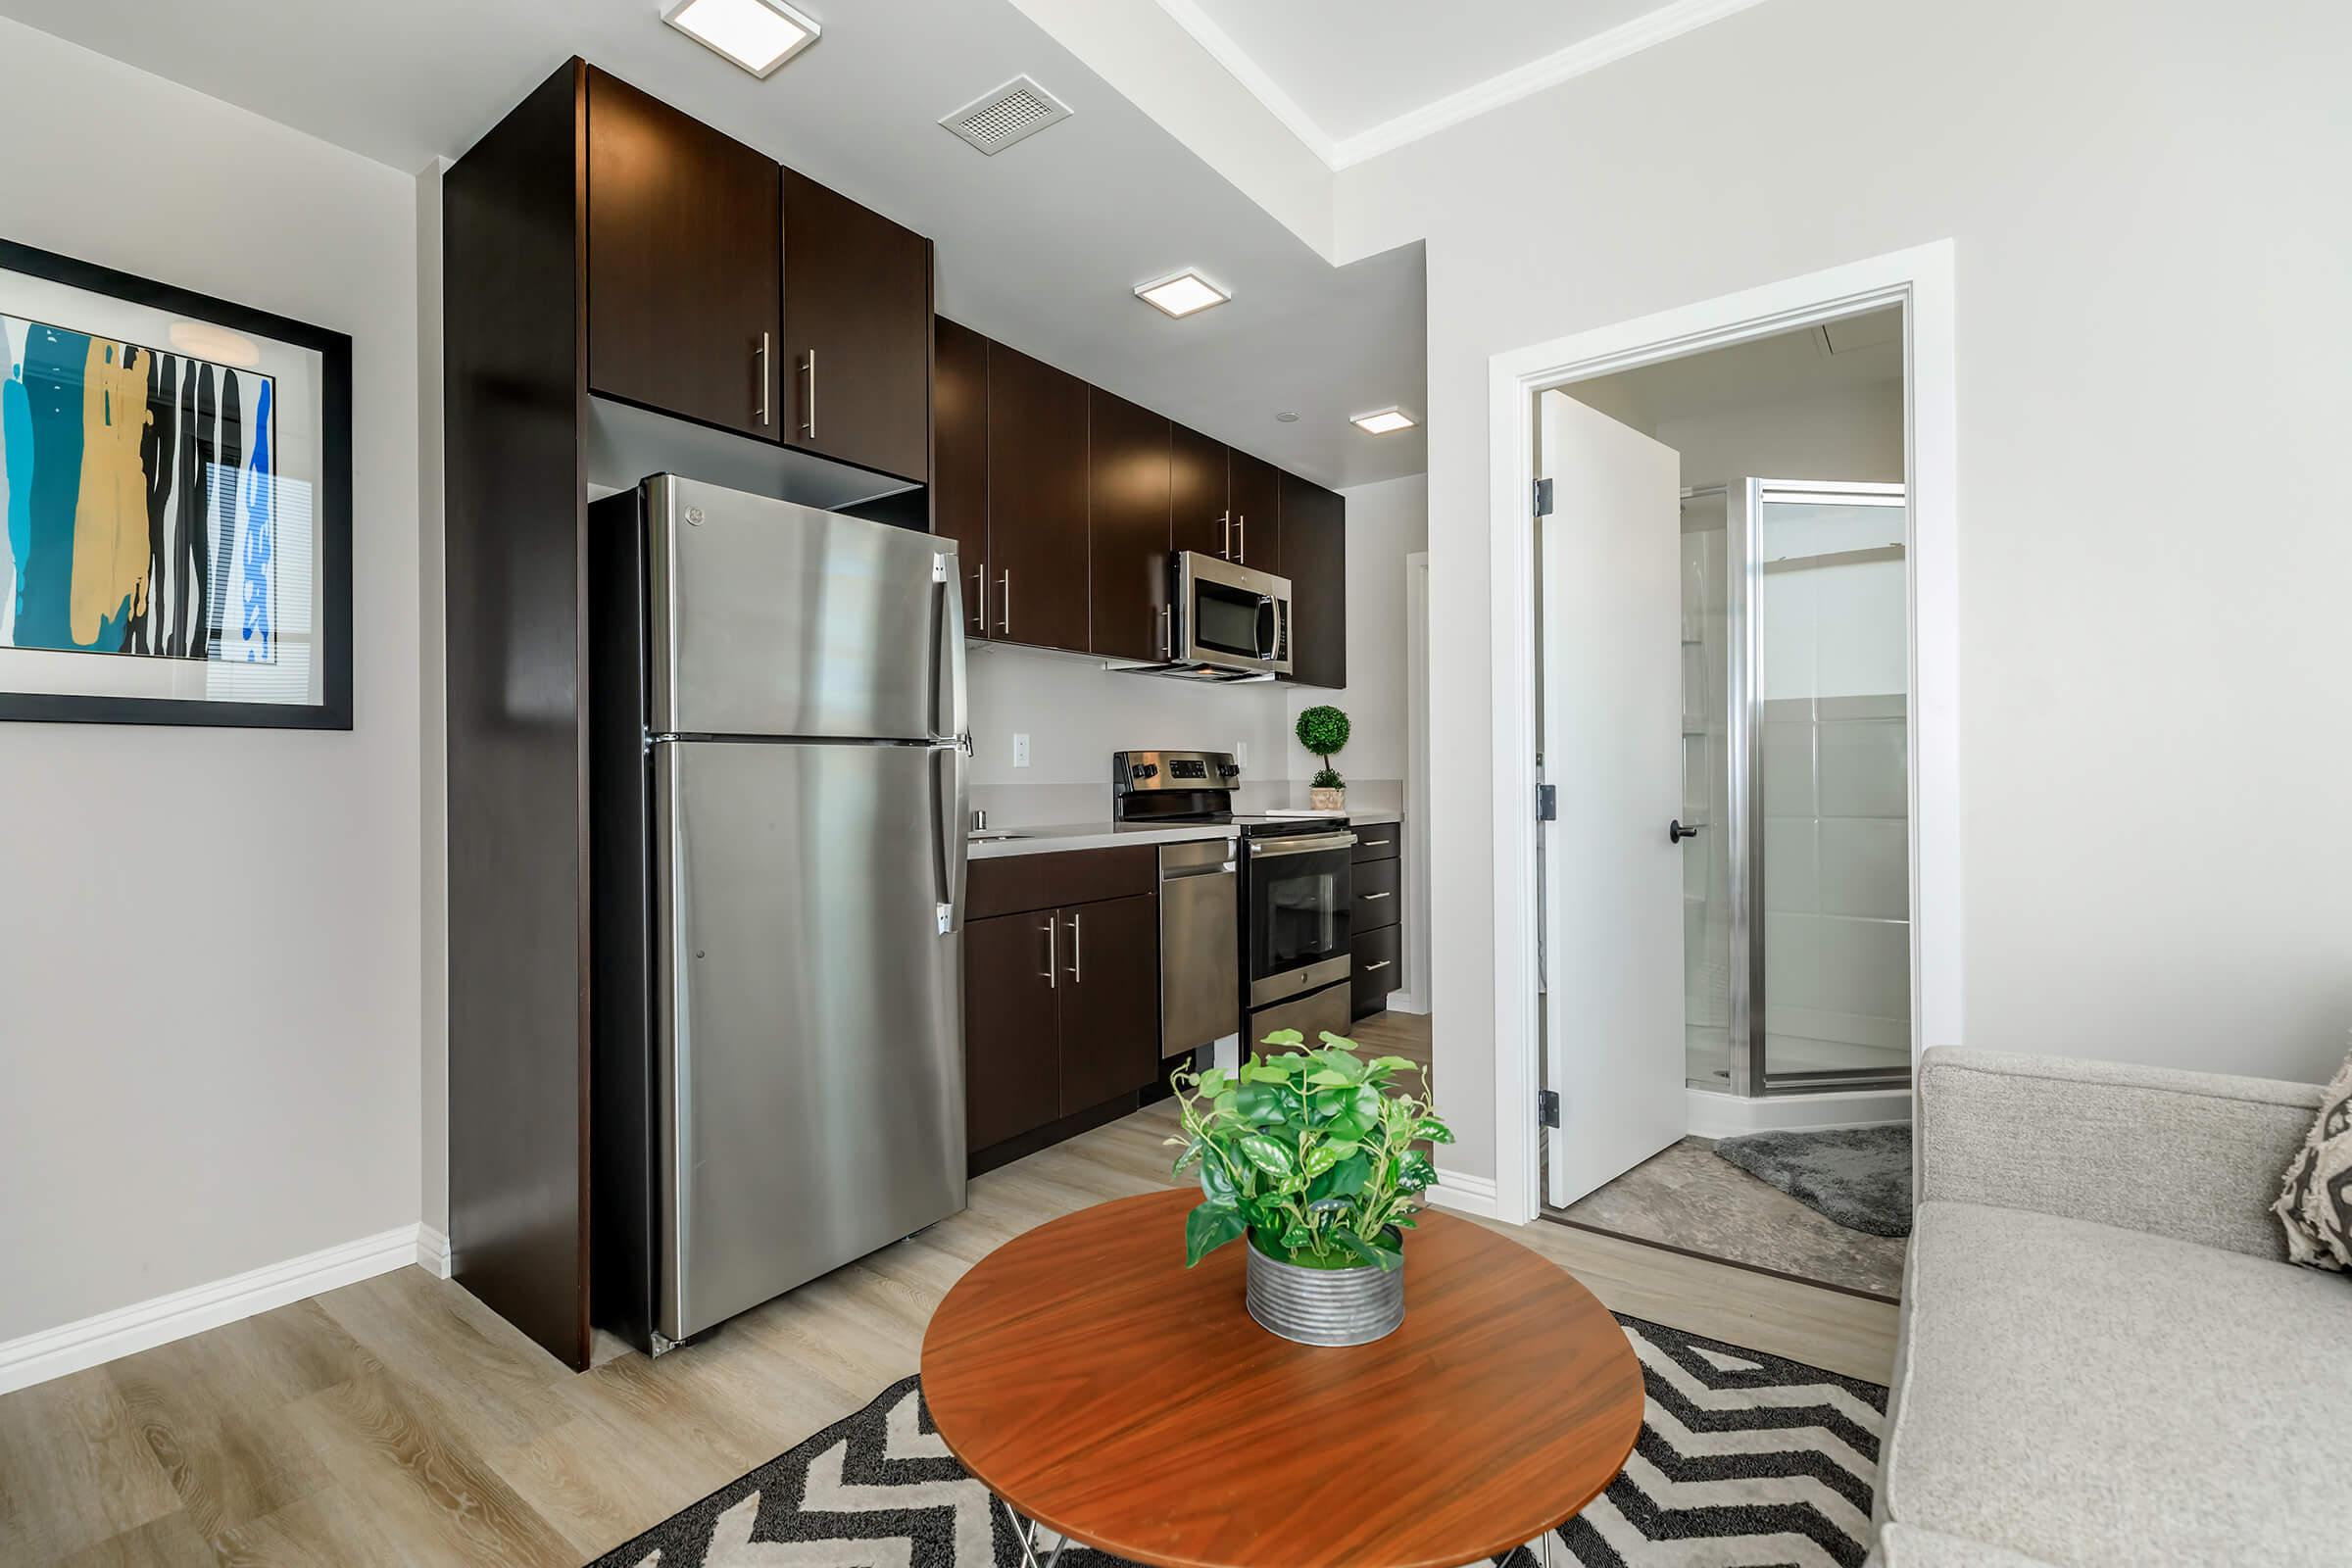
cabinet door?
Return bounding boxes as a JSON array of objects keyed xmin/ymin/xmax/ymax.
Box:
[
  {"xmin": 586, "ymin": 69, "xmax": 780, "ymax": 439},
  {"xmin": 985, "ymin": 343, "xmax": 1091, "ymax": 652},
  {"xmin": 1089, "ymin": 387, "xmax": 1173, "ymax": 662},
  {"xmin": 1280, "ymin": 470, "xmax": 1348, "ymax": 688},
  {"xmin": 782, "ymin": 171, "xmax": 933, "ymax": 483},
  {"xmin": 1227, "ymin": 448, "xmax": 1281, "ymax": 572},
  {"xmin": 965, "ymin": 911, "xmax": 1063, "ymax": 1150},
  {"xmin": 1168, "ymin": 421, "xmax": 1230, "ymax": 561},
  {"xmin": 933, "ymin": 318, "xmax": 989, "ymax": 635},
  {"xmin": 1055, "ymin": 895, "xmax": 1162, "ymax": 1114}
]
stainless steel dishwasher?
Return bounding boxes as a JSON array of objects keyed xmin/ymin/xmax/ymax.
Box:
[{"xmin": 1158, "ymin": 837, "xmax": 1240, "ymax": 1057}]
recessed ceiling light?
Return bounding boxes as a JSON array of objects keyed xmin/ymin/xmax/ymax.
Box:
[
  {"xmin": 1351, "ymin": 407, "xmax": 1417, "ymax": 435},
  {"xmin": 1134, "ymin": 270, "xmax": 1230, "ymax": 319},
  {"xmin": 662, "ymin": 0, "xmax": 821, "ymax": 78}
]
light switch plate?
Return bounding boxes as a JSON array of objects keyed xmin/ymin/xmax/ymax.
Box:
[{"xmin": 1012, "ymin": 732, "xmax": 1030, "ymax": 768}]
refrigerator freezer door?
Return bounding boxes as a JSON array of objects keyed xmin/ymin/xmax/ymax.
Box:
[
  {"xmin": 654, "ymin": 737, "xmax": 967, "ymax": 1342},
  {"xmin": 648, "ymin": 475, "xmax": 965, "ymax": 743}
]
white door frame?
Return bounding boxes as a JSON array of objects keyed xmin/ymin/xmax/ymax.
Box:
[
  {"xmin": 1399, "ymin": 551, "xmax": 1432, "ymax": 1012},
  {"xmin": 1485, "ymin": 240, "xmax": 1959, "ymax": 1225}
]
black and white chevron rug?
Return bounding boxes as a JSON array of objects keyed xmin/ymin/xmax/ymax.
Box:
[{"xmin": 589, "ymin": 1314, "xmax": 1886, "ymax": 1568}]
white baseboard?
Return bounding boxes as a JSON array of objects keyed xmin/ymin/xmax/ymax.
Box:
[
  {"xmin": 1383, "ymin": 990, "xmax": 1428, "ymax": 1015},
  {"xmin": 0, "ymin": 1223, "xmax": 443, "ymax": 1396},
  {"xmin": 1426, "ymin": 1167, "xmax": 1499, "ymax": 1218},
  {"xmin": 416, "ymin": 1224, "xmax": 455, "ymax": 1280},
  {"xmin": 1685, "ymin": 1086, "xmax": 1913, "ymax": 1141}
]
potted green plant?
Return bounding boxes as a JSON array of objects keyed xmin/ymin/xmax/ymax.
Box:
[
  {"xmin": 1296, "ymin": 705, "xmax": 1350, "ymax": 811},
  {"xmin": 1166, "ymin": 1030, "xmax": 1452, "ymax": 1346}
]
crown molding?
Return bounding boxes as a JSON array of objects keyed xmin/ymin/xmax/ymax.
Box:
[{"xmin": 1154, "ymin": 0, "xmax": 1773, "ymax": 172}]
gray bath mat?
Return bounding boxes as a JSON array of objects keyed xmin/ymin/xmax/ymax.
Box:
[{"xmin": 1713, "ymin": 1125, "xmax": 1914, "ymax": 1237}]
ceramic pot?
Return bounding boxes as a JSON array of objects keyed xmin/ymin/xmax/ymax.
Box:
[
  {"xmin": 1309, "ymin": 786, "xmax": 1346, "ymax": 811},
  {"xmin": 1244, "ymin": 1236, "xmax": 1404, "ymax": 1346}
]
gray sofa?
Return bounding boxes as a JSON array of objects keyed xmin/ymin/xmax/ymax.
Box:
[{"xmin": 1869, "ymin": 1047, "xmax": 2345, "ymax": 1567}]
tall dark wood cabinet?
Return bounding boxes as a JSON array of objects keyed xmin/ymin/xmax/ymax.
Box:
[
  {"xmin": 781, "ymin": 172, "xmax": 932, "ymax": 481},
  {"xmin": 446, "ymin": 58, "xmax": 940, "ymax": 1370},
  {"xmin": 1281, "ymin": 470, "xmax": 1348, "ymax": 689},
  {"xmin": 585, "ymin": 69, "xmax": 780, "ymax": 439},
  {"xmin": 1168, "ymin": 422, "xmax": 1230, "ymax": 561},
  {"xmin": 1226, "ymin": 448, "xmax": 1281, "ymax": 573},
  {"xmin": 985, "ymin": 343, "xmax": 1090, "ymax": 652},
  {"xmin": 933, "ymin": 318, "xmax": 989, "ymax": 634},
  {"xmin": 1088, "ymin": 388, "xmax": 1172, "ymax": 662}
]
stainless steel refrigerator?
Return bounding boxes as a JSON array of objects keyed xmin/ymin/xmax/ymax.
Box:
[{"xmin": 589, "ymin": 474, "xmax": 968, "ymax": 1353}]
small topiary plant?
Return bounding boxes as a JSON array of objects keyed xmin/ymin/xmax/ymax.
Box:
[{"xmin": 1296, "ymin": 705, "xmax": 1350, "ymax": 790}]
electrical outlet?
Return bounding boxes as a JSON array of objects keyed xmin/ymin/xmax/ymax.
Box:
[
  {"xmin": 1234, "ymin": 741, "xmax": 1249, "ymax": 769},
  {"xmin": 1011, "ymin": 732, "xmax": 1030, "ymax": 768}
]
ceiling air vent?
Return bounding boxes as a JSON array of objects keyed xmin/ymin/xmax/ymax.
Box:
[{"xmin": 940, "ymin": 75, "xmax": 1072, "ymax": 156}]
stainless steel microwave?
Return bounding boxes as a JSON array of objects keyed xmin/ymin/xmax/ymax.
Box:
[{"xmin": 1121, "ymin": 552, "xmax": 1292, "ymax": 682}]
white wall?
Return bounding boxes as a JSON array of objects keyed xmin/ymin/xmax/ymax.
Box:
[
  {"xmin": 1337, "ymin": 0, "xmax": 2352, "ymax": 1180},
  {"xmin": 1653, "ymin": 383, "xmax": 1902, "ymax": 491},
  {"xmin": 1285, "ymin": 473, "xmax": 1429, "ymax": 785},
  {"xmin": 0, "ymin": 22, "xmax": 423, "ymax": 1341}
]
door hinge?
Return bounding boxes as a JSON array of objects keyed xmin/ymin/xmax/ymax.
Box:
[
  {"xmin": 1536, "ymin": 783, "xmax": 1557, "ymax": 821},
  {"xmin": 1538, "ymin": 1089, "xmax": 1561, "ymax": 1129},
  {"xmin": 1533, "ymin": 477, "xmax": 1554, "ymax": 517}
]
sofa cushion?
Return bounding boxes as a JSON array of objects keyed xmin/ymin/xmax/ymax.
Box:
[
  {"xmin": 2273, "ymin": 1044, "xmax": 2352, "ymax": 1270},
  {"xmin": 1871, "ymin": 1522, "xmax": 2063, "ymax": 1568},
  {"xmin": 1885, "ymin": 1200, "xmax": 2352, "ymax": 1566}
]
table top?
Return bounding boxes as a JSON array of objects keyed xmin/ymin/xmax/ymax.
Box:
[{"xmin": 919, "ymin": 1189, "xmax": 1644, "ymax": 1568}]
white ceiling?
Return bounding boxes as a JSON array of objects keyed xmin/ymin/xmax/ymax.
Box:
[
  {"xmin": 1566, "ymin": 309, "xmax": 1902, "ymax": 430},
  {"xmin": 1164, "ymin": 0, "xmax": 1771, "ymax": 167},
  {"xmin": 0, "ymin": 0, "xmax": 1426, "ymax": 487}
]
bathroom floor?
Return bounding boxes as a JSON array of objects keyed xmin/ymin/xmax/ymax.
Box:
[{"xmin": 1548, "ymin": 1135, "xmax": 1908, "ymax": 1299}]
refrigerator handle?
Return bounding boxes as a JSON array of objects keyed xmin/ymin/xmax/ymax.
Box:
[
  {"xmin": 932, "ymin": 552, "xmax": 969, "ymax": 747},
  {"xmin": 932, "ymin": 744, "xmax": 968, "ymax": 936}
]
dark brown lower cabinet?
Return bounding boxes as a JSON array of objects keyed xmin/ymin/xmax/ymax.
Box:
[
  {"xmin": 1054, "ymin": 894, "xmax": 1161, "ymax": 1112},
  {"xmin": 964, "ymin": 911, "xmax": 1062, "ymax": 1150},
  {"xmin": 964, "ymin": 869, "xmax": 1162, "ymax": 1163}
]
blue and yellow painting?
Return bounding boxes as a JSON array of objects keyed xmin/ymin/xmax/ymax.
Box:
[{"xmin": 0, "ymin": 315, "xmax": 275, "ymax": 662}]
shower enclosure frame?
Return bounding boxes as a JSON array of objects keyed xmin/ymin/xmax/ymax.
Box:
[{"xmin": 1719, "ymin": 478, "xmax": 1912, "ymax": 1097}]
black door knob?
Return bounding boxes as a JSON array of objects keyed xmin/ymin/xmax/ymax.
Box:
[{"xmin": 1669, "ymin": 818, "xmax": 1704, "ymax": 844}]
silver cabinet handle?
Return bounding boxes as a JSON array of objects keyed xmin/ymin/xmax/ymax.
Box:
[
  {"xmin": 1042, "ymin": 918, "xmax": 1056, "ymax": 989},
  {"xmin": 1361, "ymin": 959, "xmax": 1392, "ymax": 973},
  {"xmin": 1220, "ymin": 510, "xmax": 1233, "ymax": 560},
  {"xmin": 1066, "ymin": 909, "xmax": 1082, "ymax": 982},
  {"xmin": 970, "ymin": 564, "xmax": 986, "ymax": 632},
  {"xmin": 1236, "ymin": 514, "xmax": 1247, "ymax": 563},
  {"xmin": 757, "ymin": 333, "xmax": 770, "ymax": 426},
  {"xmin": 800, "ymin": 350, "xmax": 816, "ymax": 440},
  {"xmin": 1359, "ymin": 835, "xmax": 1392, "ymax": 848},
  {"xmin": 1361, "ymin": 891, "xmax": 1392, "ymax": 901},
  {"xmin": 1159, "ymin": 604, "xmax": 1172, "ymax": 660},
  {"xmin": 999, "ymin": 570, "xmax": 1011, "ymax": 635}
]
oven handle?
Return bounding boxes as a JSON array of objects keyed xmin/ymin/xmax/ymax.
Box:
[
  {"xmin": 1254, "ymin": 595, "xmax": 1277, "ymax": 662},
  {"xmin": 1247, "ymin": 831, "xmax": 1358, "ymax": 858}
]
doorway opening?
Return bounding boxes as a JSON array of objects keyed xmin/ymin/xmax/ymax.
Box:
[{"xmin": 1523, "ymin": 291, "xmax": 1933, "ymax": 1298}]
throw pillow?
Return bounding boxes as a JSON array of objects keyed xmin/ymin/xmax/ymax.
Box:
[{"xmin": 2274, "ymin": 1040, "xmax": 2352, "ymax": 1272}]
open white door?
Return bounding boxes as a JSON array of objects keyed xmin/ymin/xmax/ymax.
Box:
[{"xmin": 1539, "ymin": 390, "xmax": 1686, "ymax": 1207}]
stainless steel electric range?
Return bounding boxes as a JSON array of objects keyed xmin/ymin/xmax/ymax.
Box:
[{"xmin": 1112, "ymin": 751, "xmax": 1356, "ymax": 1050}]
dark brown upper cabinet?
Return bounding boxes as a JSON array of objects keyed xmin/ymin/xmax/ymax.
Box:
[
  {"xmin": 1280, "ymin": 470, "xmax": 1348, "ymax": 689},
  {"xmin": 781, "ymin": 172, "xmax": 932, "ymax": 483},
  {"xmin": 1168, "ymin": 422, "xmax": 1230, "ymax": 562},
  {"xmin": 1088, "ymin": 388, "xmax": 1173, "ymax": 662},
  {"xmin": 933, "ymin": 318, "xmax": 989, "ymax": 634},
  {"xmin": 1227, "ymin": 448, "xmax": 1281, "ymax": 573},
  {"xmin": 985, "ymin": 343, "xmax": 1090, "ymax": 653},
  {"xmin": 585, "ymin": 68, "xmax": 781, "ymax": 440}
]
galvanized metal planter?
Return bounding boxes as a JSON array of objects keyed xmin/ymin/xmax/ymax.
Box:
[{"xmin": 1244, "ymin": 1236, "xmax": 1404, "ymax": 1346}]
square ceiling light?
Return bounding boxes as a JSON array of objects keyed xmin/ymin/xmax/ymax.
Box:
[
  {"xmin": 1351, "ymin": 407, "xmax": 1417, "ymax": 435},
  {"xmin": 662, "ymin": 0, "xmax": 821, "ymax": 78},
  {"xmin": 1134, "ymin": 270, "xmax": 1230, "ymax": 319}
]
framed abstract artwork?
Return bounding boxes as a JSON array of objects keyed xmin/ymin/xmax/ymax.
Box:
[{"xmin": 0, "ymin": 238, "xmax": 351, "ymax": 729}]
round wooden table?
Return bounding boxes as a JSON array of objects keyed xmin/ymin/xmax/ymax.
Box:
[{"xmin": 921, "ymin": 1189, "xmax": 1644, "ymax": 1568}]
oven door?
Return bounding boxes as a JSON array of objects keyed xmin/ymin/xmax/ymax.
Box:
[
  {"xmin": 1177, "ymin": 553, "xmax": 1294, "ymax": 677},
  {"xmin": 1244, "ymin": 830, "xmax": 1353, "ymax": 1009}
]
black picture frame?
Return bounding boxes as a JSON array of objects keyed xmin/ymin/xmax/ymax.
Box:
[{"xmin": 0, "ymin": 237, "xmax": 353, "ymax": 731}]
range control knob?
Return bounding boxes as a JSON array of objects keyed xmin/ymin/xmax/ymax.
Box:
[{"xmin": 1131, "ymin": 762, "xmax": 1159, "ymax": 781}]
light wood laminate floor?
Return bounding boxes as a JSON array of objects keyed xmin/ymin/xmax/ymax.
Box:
[{"xmin": 0, "ymin": 1012, "xmax": 1895, "ymax": 1567}]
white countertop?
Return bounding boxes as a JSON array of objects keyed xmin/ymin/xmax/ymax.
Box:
[{"xmin": 966, "ymin": 820, "xmax": 1238, "ymax": 860}]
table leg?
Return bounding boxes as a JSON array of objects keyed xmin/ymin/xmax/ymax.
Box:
[
  {"xmin": 995, "ymin": 1494, "xmax": 1069, "ymax": 1568},
  {"xmin": 1542, "ymin": 1527, "xmax": 1556, "ymax": 1568}
]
